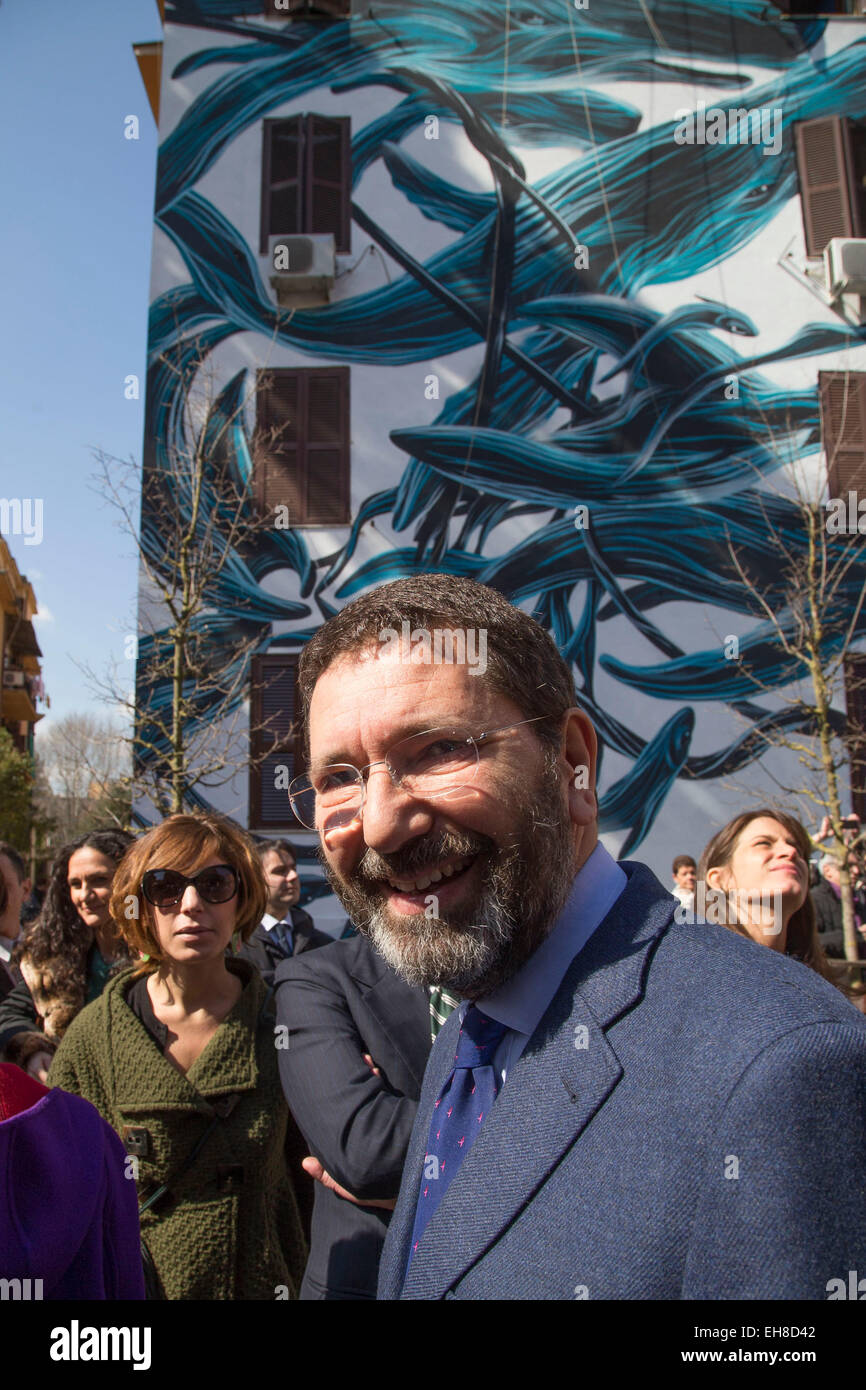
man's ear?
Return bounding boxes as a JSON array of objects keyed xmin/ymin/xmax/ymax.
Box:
[{"xmin": 561, "ymin": 708, "xmax": 597, "ymax": 828}]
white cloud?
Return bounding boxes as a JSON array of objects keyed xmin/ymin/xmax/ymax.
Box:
[{"xmin": 33, "ymin": 606, "xmax": 54, "ymax": 625}]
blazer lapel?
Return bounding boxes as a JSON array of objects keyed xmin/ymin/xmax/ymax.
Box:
[
  {"xmin": 351, "ymin": 949, "xmax": 431, "ymax": 1090},
  {"xmin": 401, "ymin": 865, "xmax": 675, "ymax": 1299},
  {"xmin": 289, "ymin": 908, "xmax": 315, "ymax": 955}
]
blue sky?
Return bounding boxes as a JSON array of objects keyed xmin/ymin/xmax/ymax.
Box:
[{"xmin": 0, "ymin": 0, "xmax": 163, "ymax": 740}]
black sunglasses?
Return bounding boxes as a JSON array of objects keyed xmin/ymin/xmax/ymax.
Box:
[{"xmin": 140, "ymin": 864, "xmax": 239, "ymax": 909}]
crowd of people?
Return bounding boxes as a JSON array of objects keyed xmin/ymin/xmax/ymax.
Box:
[{"xmin": 2, "ymin": 573, "xmax": 866, "ymax": 1300}]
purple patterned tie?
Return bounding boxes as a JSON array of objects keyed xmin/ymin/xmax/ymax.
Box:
[{"xmin": 408, "ymin": 1004, "xmax": 508, "ymax": 1266}]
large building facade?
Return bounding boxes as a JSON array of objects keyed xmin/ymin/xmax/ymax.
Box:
[{"xmin": 137, "ymin": 1, "xmax": 866, "ymax": 929}]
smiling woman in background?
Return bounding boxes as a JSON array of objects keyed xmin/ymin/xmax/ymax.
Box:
[
  {"xmin": 0, "ymin": 829, "xmax": 134, "ymax": 1079},
  {"xmin": 47, "ymin": 812, "xmax": 308, "ymax": 1301},
  {"xmin": 697, "ymin": 809, "xmax": 858, "ymax": 1002}
]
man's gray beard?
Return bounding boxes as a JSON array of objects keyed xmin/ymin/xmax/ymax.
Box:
[{"xmin": 321, "ymin": 751, "xmax": 578, "ymax": 997}]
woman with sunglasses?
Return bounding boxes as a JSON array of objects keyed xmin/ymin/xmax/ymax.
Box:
[{"xmin": 48, "ymin": 812, "xmax": 308, "ymax": 1300}]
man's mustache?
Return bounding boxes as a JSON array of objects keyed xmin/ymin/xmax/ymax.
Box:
[{"xmin": 353, "ymin": 831, "xmax": 494, "ymax": 887}]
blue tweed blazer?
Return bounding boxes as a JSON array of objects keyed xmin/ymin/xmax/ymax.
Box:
[{"xmin": 377, "ymin": 861, "xmax": 866, "ymax": 1300}]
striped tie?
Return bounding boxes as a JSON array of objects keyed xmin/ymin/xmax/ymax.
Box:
[
  {"xmin": 428, "ymin": 984, "xmax": 459, "ymax": 1042},
  {"xmin": 272, "ymin": 920, "xmax": 294, "ymax": 956}
]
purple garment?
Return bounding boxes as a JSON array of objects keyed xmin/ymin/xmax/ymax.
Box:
[{"xmin": 0, "ymin": 1085, "xmax": 145, "ymax": 1299}]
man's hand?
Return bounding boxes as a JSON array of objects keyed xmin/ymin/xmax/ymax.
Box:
[{"xmin": 301, "ymin": 1156, "xmax": 396, "ymax": 1210}]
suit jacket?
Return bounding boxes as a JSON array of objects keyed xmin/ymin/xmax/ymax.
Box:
[
  {"xmin": 275, "ymin": 934, "xmax": 431, "ymax": 1299},
  {"xmin": 0, "ymin": 958, "xmax": 14, "ymax": 1006},
  {"xmin": 810, "ymin": 880, "xmax": 845, "ymax": 957},
  {"xmin": 379, "ymin": 861, "xmax": 866, "ymax": 1300},
  {"xmin": 239, "ymin": 906, "xmax": 332, "ymax": 990}
]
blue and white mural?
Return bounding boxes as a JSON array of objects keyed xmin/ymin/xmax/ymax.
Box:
[{"xmin": 139, "ymin": 0, "xmax": 866, "ymax": 893}]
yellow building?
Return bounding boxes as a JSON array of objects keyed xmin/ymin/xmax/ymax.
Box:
[{"xmin": 0, "ymin": 536, "xmax": 45, "ymax": 757}]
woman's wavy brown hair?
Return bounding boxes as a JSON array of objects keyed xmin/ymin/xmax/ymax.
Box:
[
  {"xmin": 697, "ymin": 808, "xmax": 844, "ymax": 991},
  {"xmin": 16, "ymin": 828, "xmax": 136, "ymax": 973},
  {"xmin": 110, "ymin": 812, "xmax": 268, "ymax": 976}
]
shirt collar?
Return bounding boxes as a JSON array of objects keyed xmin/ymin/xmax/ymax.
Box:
[
  {"xmin": 473, "ymin": 842, "xmax": 627, "ymax": 1038},
  {"xmin": 262, "ymin": 912, "xmax": 289, "ymax": 932}
]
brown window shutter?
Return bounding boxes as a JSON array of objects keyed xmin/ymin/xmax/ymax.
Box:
[
  {"xmin": 261, "ymin": 117, "xmax": 303, "ymax": 254},
  {"xmin": 304, "ymin": 369, "xmax": 350, "ymax": 523},
  {"xmin": 819, "ymin": 371, "xmax": 866, "ymax": 496},
  {"xmin": 305, "ymin": 114, "xmax": 351, "ymax": 252},
  {"xmin": 795, "ymin": 117, "xmax": 860, "ymax": 256},
  {"xmin": 249, "ymin": 654, "xmax": 305, "ymax": 829},
  {"xmin": 256, "ymin": 372, "xmax": 305, "ymax": 519},
  {"xmin": 255, "ymin": 367, "xmax": 350, "ymax": 525}
]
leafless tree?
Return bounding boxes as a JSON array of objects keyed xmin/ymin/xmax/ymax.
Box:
[
  {"xmin": 719, "ymin": 438, "xmax": 866, "ymax": 974},
  {"xmin": 83, "ymin": 338, "xmax": 296, "ymax": 817},
  {"xmin": 35, "ymin": 712, "xmax": 131, "ymax": 842}
]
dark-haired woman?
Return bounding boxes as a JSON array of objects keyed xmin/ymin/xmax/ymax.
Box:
[
  {"xmin": 0, "ymin": 830, "xmax": 134, "ymax": 1078},
  {"xmin": 697, "ymin": 809, "xmax": 863, "ymax": 1006}
]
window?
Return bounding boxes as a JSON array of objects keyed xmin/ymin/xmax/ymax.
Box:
[
  {"xmin": 794, "ymin": 116, "xmax": 865, "ymax": 255},
  {"xmin": 249, "ymin": 654, "xmax": 305, "ymax": 829},
  {"xmin": 260, "ymin": 114, "xmax": 351, "ymax": 254},
  {"xmin": 255, "ymin": 367, "xmax": 350, "ymax": 526},
  {"xmin": 819, "ymin": 371, "xmax": 866, "ymax": 497}
]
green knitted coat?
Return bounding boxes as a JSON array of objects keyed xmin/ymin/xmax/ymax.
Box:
[{"xmin": 48, "ymin": 957, "xmax": 307, "ymax": 1300}]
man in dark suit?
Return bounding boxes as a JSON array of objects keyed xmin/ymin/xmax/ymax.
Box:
[
  {"xmin": 239, "ymin": 839, "xmax": 331, "ymax": 988},
  {"xmin": 289, "ymin": 572, "xmax": 866, "ymax": 1301},
  {"xmin": 274, "ymin": 934, "xmax": 432, "ymax": 1299}
]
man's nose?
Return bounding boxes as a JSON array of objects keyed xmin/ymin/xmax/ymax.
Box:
[{"xmin": 358, "ymin": 765, "xmax": 434, "ymax": 853}]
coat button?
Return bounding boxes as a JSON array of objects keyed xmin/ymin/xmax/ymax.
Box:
[{"xmin": 122, "ymin": 1125, "xmax": 151, "ymax": 1157}]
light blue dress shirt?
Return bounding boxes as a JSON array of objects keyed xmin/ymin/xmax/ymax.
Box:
[{"xmin": 470, "ymin": 842, "xmax": 628, "ymax": 1084}]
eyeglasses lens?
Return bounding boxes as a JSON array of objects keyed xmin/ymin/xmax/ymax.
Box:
[{"xmin": 289, "ymin": 728, "xmax": 478, "ymax": 830}]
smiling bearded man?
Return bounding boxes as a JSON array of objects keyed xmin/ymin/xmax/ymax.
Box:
[
  {"xmin": 289, "ymin": 572, "xmax": 866, "ymax": 1304},
  {"xmin": 322, "ymin": 766, "xmax": 577, "ymax": 997}
]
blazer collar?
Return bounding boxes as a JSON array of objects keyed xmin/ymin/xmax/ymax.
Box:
[
  {"xmin": 401, "ymin": 862, "xmax": 675, "ymax": 1298},
  {"xmin": 348, "ymin": 938, "xmax": 431, "ymax": 1088}
]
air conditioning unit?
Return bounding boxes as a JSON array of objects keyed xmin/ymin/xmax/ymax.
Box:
[
  {"xmin": 267, "ymin": 234, "xmax": 336, "ymax": 296},
  {"xmin": 825, "ymin": 238, "xmax": 866, "ymax": 298},
  {"xmin": 2, "ymin": 669, "xmax": 25, "ymax": 689}
]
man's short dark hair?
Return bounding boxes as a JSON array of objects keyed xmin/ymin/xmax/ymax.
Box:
[
  {"xmin": 672, "ymin": 854, "xmax": 696, "ymax": 874},
  {"xmin": 0, "ymin": 842, "xmax": 27, "ymax": 882},
  {"xmin": 257, "ymin": 838, "xmax": 298, "ymax": 865},
  {"xmin": 297, "ymin": 574, "xmax": 577, "ymax": 756}
]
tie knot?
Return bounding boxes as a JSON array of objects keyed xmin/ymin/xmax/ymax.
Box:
[{"xmin": 453, "ymin": 1005, "xmax": 508, "ymax": 1068}]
